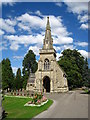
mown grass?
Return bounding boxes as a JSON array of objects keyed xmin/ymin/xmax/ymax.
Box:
[{"xmin": 2, "ymin": 96, "xmax": 53, "ymax": 119}]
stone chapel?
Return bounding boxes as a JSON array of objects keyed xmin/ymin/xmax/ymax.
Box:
[{"xmin": 26, "ymin": 17, "xmax": 68, "ymax": 93}]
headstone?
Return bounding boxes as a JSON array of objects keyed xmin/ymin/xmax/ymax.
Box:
[
  {"xmin": 24, "ymin": 90, "xmax": 27, "ymax": 96},
  {"xmin": 22, "ymin": 89, "xmax": 24, "ymax": 96},
  {"xmin": 16, "ymin": 90, "xmax": 18, "ymax": 95},
  {"xmin": 14, "ymin": 90, "xmax": 16, "ymax": 96},
  {"xmin": 25, "ymin": 90, "xmax": 27, "ymax": 96},
  {"xmin": 18, "ymin": 90, "xmax": 20, "ymax": 96},
  {"xmin": 29, "ymin": 91, "xmax": 31, "ymax": 97},
  {"xmin": 13, "ymin": 92, "xmax": 14, "ymax": 95},
  {"xmin": 27, "ymin": 91, "xmax": 29, "ymax": 96},
  {"xmin": 19, "ymin": 89, "xmax": 21, "ymax": 96}
]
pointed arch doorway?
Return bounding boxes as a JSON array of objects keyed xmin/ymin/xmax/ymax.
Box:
[{"xmin": 43, "ymin": 76, "xmax": 50, "ymax": 93}]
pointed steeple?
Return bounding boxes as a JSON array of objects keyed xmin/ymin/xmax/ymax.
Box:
[
  {"xmin": 43, "ymin": 17, "xmax": 53, "ymax": 50},
  {"xmin": 46, "ymin": 17, "xmax": 51, "ymax": 30}
]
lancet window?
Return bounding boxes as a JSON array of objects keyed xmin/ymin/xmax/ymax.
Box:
[{"xmin": 44, "ymin": 59, "xmax": 50, "ymax": 70}]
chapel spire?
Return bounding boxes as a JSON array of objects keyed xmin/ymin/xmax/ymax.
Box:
[
  {"xmin": 43, "ymin": 17, "xmax": 53, "ymax": 49},
  {"xmin": 46, "ymin": 17, "xmax": 51, "ymax": 30}
]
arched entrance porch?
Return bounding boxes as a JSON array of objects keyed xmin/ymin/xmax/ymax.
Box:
[{"xmin": 43, "ymin": 76, "xmax": 50, "ymax": 93}]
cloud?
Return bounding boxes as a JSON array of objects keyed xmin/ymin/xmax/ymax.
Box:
[
  {"xmin": 12, "ymin": 66, "xmax": 18, "ymax": 75},
  {"xmin": 0, "ymin": 45, "xmax": 7, "ymax": 51},
  {"xmin": 78, "ymin": 50, "xmax": 90, "ymax": 58},
  {"xmin": 62, "ymin": 44, "xmax": 74, "ymax": 50},
  {"xmin": 28, "ymin": 44, "xmax": 74, "ymax": 61},
  {"xmin": 4, "ymin": 34, "xmax": 43, "ymax": 51},
  {"xmin": 54, "ymin": 44, "xmax": 74, "ymax": 51},
  {"xmin": 18, "ymin": 22, "xmax": 30, "ymax": 31},
  {"xmin": 54, "ymin": 46, "xmax": 61, "ymax": 51},
  {"xmin": 75, "ymin": 42, "xmax": 88, "ymax": 47},
  {"xmin": 17, "ymin": 13, "xmax": 45, "ymax": 29},
  {"xmin": 58, "ymin": 1, "xmax": 88, "ymax": 30},
  {"xmin": 55, "ymin": 2, "xmax": 62, "ymax": 7},
  {"xmin": 0, "ymin": 40, "xmax": 8, "ymax": 51},
  {"xmin": 5, "ymin": 19, "xmax": 17, "ymax": 26},
  {"xmin": 64, "ymin": 2, "xmax": 88, "ymax": 14},
  {"xmin": 56, "ymin": 48, "xmax": 89, "ymax": 61},
  {"xmin": 29, "ymin": 46, "xmax": 40, "ymax": 56},
  {"xmin": 0, "ymin": 18, "xmax": 16, "ymax": 33},
  {"xmin": 35, "ymin": 10, "xmax": 42, "ymax": 16},
  {"xmin": 17, "ymin": 13, "xmax": 73, "ymax": 43},
  {"xmin": 4, "ymin": 13, "xmax": 73, "ymax": 51},
  {"xmin": 13, "ymin": 55, "xmax": 23, "ymax": 59},
  {"xmin": 7, "ymin": 14, "xmax": 67, "ymax": 32},
  {"xmin": 10, "ymin": 42, "xmax": 20, "ymax": 51},
  {"xmin": 53, "ymin": 36, "xmax": 73, "ymax": 45},
  {"xmin": 0, "ymin": 0, "xmax": 18, "ymax": 6},
  {"xmin": 78, "ymin": 14, "xmax": 88, "ymax": 30},
  {"xmin": 80, "ymin": 23, "xmax": 88, "ymax": 30},
  {"xmin": 56, "ymin": 52, "xmax": 63, "ymax": 60},
  {"xmin": 0, "ymin": 29, "xmax": 4, "ymax": 35},
  {"xmin": 54, "ymin": 44, "xmax": 74, "ymax": 60},
  {"xmin": 78, "ymin": 14, "xmax": 88, "ymax": 23}
]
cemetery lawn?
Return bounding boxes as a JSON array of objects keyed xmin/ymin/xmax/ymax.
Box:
[{"xmin": 2, "ymin": 96, "xmax": 53, "ymax": 119}]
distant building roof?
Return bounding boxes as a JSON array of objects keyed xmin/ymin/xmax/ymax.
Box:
[{"xmin": 27, "ymin": 73, "xmax": 35, "ymax": 83}]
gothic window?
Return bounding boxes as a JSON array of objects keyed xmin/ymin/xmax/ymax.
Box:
[{"xmin": 44, "ymin": 59, "xmax": 50, "ymax": 70}]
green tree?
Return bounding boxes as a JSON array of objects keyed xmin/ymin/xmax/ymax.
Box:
[
  {"xmin": 58, "ymin": 49, "xmax": 85, "ymax": 89},
  {"xmin": 22, "ymin": 50, "xmax": 38, "ymax": 88},
  {"xmin": 88, "ymin": 69, "xmax": 90, "ymax": 88},
  {"xmin": 82, "ymin": 58, "xmax": 89, "ymax": 87},
  {"xmin": 1, "ymin": 58, "xmax": 14, "ymax": 91},
  {"xmin": 0, "ymin": 62, "xmax": 2, "ymax": 90},
  {"xmin": 14, "ymin": 68, "xmax": 22, "ymax": 90}
]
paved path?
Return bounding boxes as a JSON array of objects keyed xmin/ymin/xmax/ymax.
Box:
[
  {"xmin": 0, "ymin": 94, "xmax": 2, "ymax": 120},
  {"xmin": 35, "ymin": 90, "xmax": 88, "ymax": 118}
]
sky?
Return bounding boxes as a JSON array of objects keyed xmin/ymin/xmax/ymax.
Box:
[{"xmin": 0, "ymin": 1, "xmax": 89, "ymax": 74}]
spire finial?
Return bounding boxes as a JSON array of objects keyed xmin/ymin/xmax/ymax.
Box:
[
  {"xmin": 47, "ymin": 16, "xmax": 49, "ymax": 24},
  {"xmin": 46, "ymin": 16, "xmax": 50, "ymax": 30}
]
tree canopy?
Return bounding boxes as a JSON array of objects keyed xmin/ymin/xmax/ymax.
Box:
[
  {"xmin": 22, "ymin": 50, "xmax": 38, "ymax": 88},
  {"xmin": 1, "ymin": 58, "xmax": 14, "ymax": 91},
  {"xmin": 1, "ymin": 50, "xmax": 38, "ymax": 90},
  {"xmin": 58, "ymin": 49, "xmax": 89, "ymax": 89},
  {"xmin": 14, "ymin": 68, "xmax": 22, "ymax": 90},
  {"xmin": 1, "ymin": 49, "xmax": 89, "ymax": 91}
]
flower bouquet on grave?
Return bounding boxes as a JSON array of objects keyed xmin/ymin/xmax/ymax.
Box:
[
  {"xmin": 26, "ymin": 93, "xmax": 47, "ymax": 106},
  {"xmin": 41, "ymin": 96, "xmax": 47, "ymax": 102}
]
